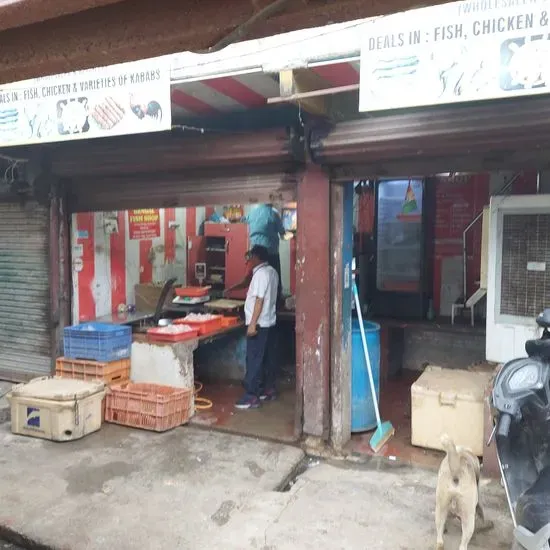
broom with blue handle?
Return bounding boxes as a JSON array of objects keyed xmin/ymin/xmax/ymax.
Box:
[{"xmin": 352, "ymin": 262, "xmax": 395, "ymax": 453}]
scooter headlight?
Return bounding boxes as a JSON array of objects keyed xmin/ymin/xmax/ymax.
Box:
[{"xmin": 507, "ymin": 363, "xmax": 540, "ymax": 392}]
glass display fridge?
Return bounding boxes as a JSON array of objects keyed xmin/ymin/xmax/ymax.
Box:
[{"xmin": 372, "ymin": 178, "xmax": 433, "ymax": 319}]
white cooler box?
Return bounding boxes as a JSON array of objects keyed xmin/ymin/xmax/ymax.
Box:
[
  {"xmin": 411, "ymin": 366, "xmax": 493, "ymax": 456},
  {"xmin": 7, "ymin": 377, "xmax": 105, "ymax": 442}
]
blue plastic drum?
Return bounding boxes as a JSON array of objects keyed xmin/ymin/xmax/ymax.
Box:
[{"xmin": 351, "ymin": 319, "xmax": 381, "ymax": 433}]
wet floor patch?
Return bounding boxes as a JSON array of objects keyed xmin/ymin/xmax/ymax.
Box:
[{"xmin": 64, "ymin": 460, "xmax": 137, "ymax": 495}]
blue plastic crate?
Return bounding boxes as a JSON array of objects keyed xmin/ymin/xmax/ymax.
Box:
[{"xmin": 64, "ymin": 322, "xmax": 132, "ymax": 362}]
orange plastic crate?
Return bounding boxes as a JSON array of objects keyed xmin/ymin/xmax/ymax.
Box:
[
  {"xmin": 105, "ymin": 382, "xmax": 193, "ymax": 432},
  {"xmin": 174, "ymin": 315, "xmax": 222, "ymax": 335},
  {"xmin": 56, "ymin": 357, "xmax": 130, "ymax": 386},
  {"xmin": 175, "ymin": 286, "xmax": 211, "ymax": 298},
  {"xmin": 146, "ymin": 326, "xmax": 199, "ymax": 343},
  {"xmin": 221, "ymin": 316, "xmax": 240, "ymax": 328}
]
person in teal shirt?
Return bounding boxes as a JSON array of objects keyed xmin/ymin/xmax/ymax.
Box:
[{"xmin": 246, "ymin": 204, "xmax": 286, "ymax": 303}]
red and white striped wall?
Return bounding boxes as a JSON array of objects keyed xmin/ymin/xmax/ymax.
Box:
[
  {"xmin": 71, "ymin": 206, "xmax": 295, "ymax": 322},
  {"xmin": 170, "ymin": 62, "xmax": 359, "ymax": 119}
]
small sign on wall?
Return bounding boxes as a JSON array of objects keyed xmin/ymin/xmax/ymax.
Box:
[
  {"xmin": 527, "ymin": 262, "xmax": 546, "ymax": 272},
  {"xmin": 129, "ymin": 209, "xmax": 160, "ymax": 240}
]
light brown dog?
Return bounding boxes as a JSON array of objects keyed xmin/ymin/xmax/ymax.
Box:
[{"xmin": 435, "ymin": 435, "xmax": 493, "ymax": 550}]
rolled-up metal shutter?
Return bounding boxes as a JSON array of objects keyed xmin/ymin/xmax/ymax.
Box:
[
  {"xmin": 67, "ymin": 170, "xmax": 298, "ymax": 213},
  {"xmin": 310, "ymin": 95, "xmax": 550, "ymax": 177},
  {"xmin": 48, "ymin": 128, "xmax": 299, "ymax": 214},
  {"xmin": 0, "ymin": 202, "xmax": 52, "ymax": 381},
  {"xmin": 51, "ymin": 129, "xmax": 297, "ymax": 179}
]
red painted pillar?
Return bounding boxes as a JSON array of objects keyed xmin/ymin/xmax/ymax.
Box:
[{"xmin": 295, "ymin": 165, "xmax": 331, "ymax": 440}]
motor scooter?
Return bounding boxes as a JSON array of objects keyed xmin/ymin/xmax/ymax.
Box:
[{"xmin": 491, "ymin": 309, "xmax": 550, "ymax": 550}]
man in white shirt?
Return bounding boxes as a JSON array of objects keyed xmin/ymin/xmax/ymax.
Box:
[{"xmin": 235, "ymin": 245, "xmax": 279, "ymax": 410}]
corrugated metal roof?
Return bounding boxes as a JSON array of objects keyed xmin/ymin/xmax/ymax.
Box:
[
  {"xmin": 0, "ymin": 0, "xmax": 451, "ymax": 85},
  {"xmin": 0, "ymin": 0, "xmax": 124, "ymax": 32}
]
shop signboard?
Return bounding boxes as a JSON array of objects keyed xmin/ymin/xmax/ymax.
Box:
[
  {"xmin": 359, "ymin": 0, "xmax": 550, "ymax": 112},
  {"xmin": 129, "ymin": 209, "xmax": 161, "ymax": 240},
  {"xmin": 0, "ymin": 56, "xmax": 172, "ymax": 146}
]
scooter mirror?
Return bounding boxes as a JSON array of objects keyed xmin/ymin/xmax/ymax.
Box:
[{"xmin": 536, "ymin": 308, "xmax": 550, "ymax": 329}]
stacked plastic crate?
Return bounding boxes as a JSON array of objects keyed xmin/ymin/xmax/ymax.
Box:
[
  {"xmin": 57, "ymin": 323, "xmax": 132, "ymax": 384},
  {"xmin": 60, "ymin": 322, "xmax": 193, "ymax": 432},
  {"xmin": 56, "ymin": 323, "xmax": 193, "ymax": 432}
]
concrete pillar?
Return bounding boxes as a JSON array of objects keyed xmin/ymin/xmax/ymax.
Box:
[
  {"xmin": 295, "ymin": 165, "xmax": 331, "ymax": 440},
  {"xmin": 330, "ymin": 182, "xmax": 353, "ymax": 450}
]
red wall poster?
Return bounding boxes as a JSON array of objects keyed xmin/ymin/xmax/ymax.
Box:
[{"xmin": 128, "ymin": 209, "xmax": 160, "ymax": 240}]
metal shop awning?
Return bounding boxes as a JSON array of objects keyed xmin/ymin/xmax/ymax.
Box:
[{"xmin": 309, "ymin": 96, "xmax": 550, "ymax": 178}]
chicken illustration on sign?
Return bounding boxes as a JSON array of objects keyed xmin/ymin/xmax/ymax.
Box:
[{"xmin": 0, "ymin": 56, "xmax": 171, "ymax": 147}]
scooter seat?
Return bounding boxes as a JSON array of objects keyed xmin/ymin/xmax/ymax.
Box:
[
  {"xmin": 516, "ymin": 466, "xmax": 550, "ymax": 534},
  {"xmin": 526, "ymin": 338, "xmax": 550, "ymax": 359}
]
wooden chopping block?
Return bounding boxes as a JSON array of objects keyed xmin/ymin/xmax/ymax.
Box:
[{"xmin": 204, "ymin": 299, "xmax": 245, "ymax": 311}]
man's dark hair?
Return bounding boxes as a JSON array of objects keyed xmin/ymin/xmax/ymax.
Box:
[{"xmin": 248, "ymin": 245, "xmax": 269, "ymax": 262}]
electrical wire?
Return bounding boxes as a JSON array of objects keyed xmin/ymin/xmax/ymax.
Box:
[
  {"xmin": 0, "ymin": 152, "xmax": 28, "ymax": 163},
  {"xmin": 171, "ymin": 123, "xmax": 265, "ymax": 136},
  {"xmin": 194, "ymin": 381, "xmax": 213, "ymax": 410},
  {"xmin": 189, "ymin": 18, "xmax": 366, "ymax": 62},
  {"xmin": 201, "ymin": 0, "xmax": 295, "ymax": 53},
  {"xmin": 2, "ymin": 158, "xmax": 21, "ymax": 184}
]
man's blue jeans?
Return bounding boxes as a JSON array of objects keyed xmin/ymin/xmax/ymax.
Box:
[{"xmin": 244, "ymin": 326, "xmax": 277, "ymax": 396}]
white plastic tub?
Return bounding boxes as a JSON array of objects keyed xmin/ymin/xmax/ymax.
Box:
[
  {"xmin": 411, "ymin": 366, "xmax": 493, "ymax": 456},
  {"xmin": 7, "ymin": 377, "xmax": 105, "ymax": 442}
]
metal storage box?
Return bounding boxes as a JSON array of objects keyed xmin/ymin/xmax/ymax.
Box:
[
  {"xmin": 411, "ymin": 366, "xmax": 493, "ymax": 456},
  {"xmin": 7, "ymin": 377, "xmax": 105, "ymax": 442}
]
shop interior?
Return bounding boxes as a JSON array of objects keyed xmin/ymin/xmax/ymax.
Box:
[
  {"xmin": 70, "ymin": 167, "xmax": 542, "ymax": 456},
  {"xmin": 71, "ymin": 201, "xmax": 298, "ymax": 442},
  {"xmin": 348, "ymin": 170, "xmax": 542, "ymax": 467},
  {"xmin": 54, "ymin": 55, "xmax": 550, "ymax": 458}
]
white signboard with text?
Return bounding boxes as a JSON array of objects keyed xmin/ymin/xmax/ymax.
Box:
[
  {"xmin": 359, "ymin": 0, "xmax": 550, "ymax": 111},
  {"xmin": 0, "ymin": 56, "xmax": 172, "ymax": 146}
]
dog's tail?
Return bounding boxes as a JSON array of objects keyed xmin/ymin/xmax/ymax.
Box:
[{"xmin": 441, "ymin": 434, "xmax": 461, "ymax": 485}]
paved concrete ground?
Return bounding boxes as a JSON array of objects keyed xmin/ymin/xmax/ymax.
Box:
[
  {"xmin": 213, "ymin": 461, "xmax": 514, "ymax": 550},
  {"xmin": 0, "ymin": 423, "xmax": 513, "ymax": 550},
  {"xmin": 0, "ymin": 423, "xmax": 304, "ymax": 549}
]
